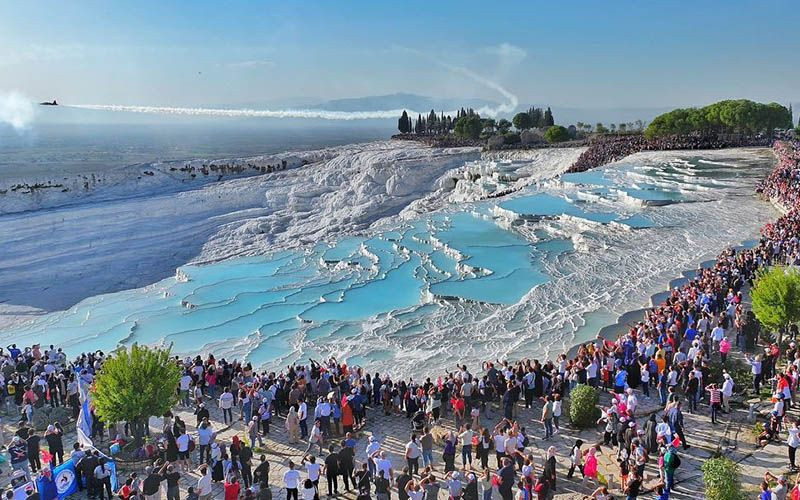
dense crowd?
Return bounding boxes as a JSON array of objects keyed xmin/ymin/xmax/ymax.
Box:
[
  {"xmin": 2, "ymin": 141, "xmax": 800, "ymax": 500},
  {"xmin": 567, "ymin": 134, "xmax": 774, "ymax": 173}
]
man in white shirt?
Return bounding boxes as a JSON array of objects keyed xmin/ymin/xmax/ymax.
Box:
[
  {"xmin": 303, "ymin": 454, "xmax": 322, "ymax": 492},
  {"xmin": 303, "ymin": 420, "xmax": 324, "ymax": 456},
  {"xmin": 366, "ymin": 436, "xmax": 381, "ymax": 477},
  {"xmin": 405, "ymin": 434, "xmax": 421, "ymax": 476},
  {"xmin": 284, "ymin": 461, "xmax": 301, "ymax": 500},
  {"xmin": 375, "ymin": 451, "xmax": 393, "ymax": 481},
  {"xmin": 196, "ymin": 465, "xmax": 212, "ymax": 500},
  {"xmin": 298, "ymin": 399, "xmax": 309, "ymax": 439},
  {"xmin": 317, "ymin": 397, "xmax": 332, "ymax": 437},
  {"xmin": 711, "ymin": 325, "xmax": 725, "ymax": 353},
  {"xmin": 492, "ymin": 431, "xmax": 506, "ymax": 468},
  {"xmin": 176, "ymin": 432, "xmax": 191, "ymax": 470},
  {"xmin": 218, "ymin": 387, "xmax": 234, "ymax": 425},
  {"xmin": 179, "ymin": 373, "xmax": 193, "ymax": 406},
  {"xmin": 721, "ymin": 374, "xmax": 734, "ymax": 412}
]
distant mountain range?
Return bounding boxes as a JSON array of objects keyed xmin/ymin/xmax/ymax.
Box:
[{"xmin": 310, "ymin": 93, "xmax": 499, "ymax": 113}]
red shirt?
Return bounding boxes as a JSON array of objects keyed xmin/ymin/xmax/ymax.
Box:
[{"xmin": 225, "ymin": 481, "xmax": 240, "ymax": 500}]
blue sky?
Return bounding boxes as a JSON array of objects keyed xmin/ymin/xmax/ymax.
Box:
[{"xmin": 1, "ymin": 1, "xmax": 798, "ymax": 110}]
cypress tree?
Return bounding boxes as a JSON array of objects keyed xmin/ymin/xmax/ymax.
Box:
[{"xmin": 544, "ymin": 107, "xmax": 555, "ymax": 127}]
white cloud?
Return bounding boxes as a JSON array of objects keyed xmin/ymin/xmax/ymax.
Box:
[{"xmin": 228, "ymin": 60, "xmax": 275, "ymax": 69}]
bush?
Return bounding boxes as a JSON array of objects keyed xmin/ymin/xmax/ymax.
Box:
[
  {"xmin": 707, "ymin": 359, "xmax": 752, "ymax": 396},
  {"xmin": 544, "ymin": 125, "xmax": 570, "ymax": 143},
  {"xmin": 503, "ymin": 132, "xmax": 521, "ymax": 145},
  {"xmin": 701, "ymin": 456, "xmax": 745, "ymax": 500},
  {"xmin": 93, "ymin": 344, "xmax": 181, "ymax": 445},
  {"xmin": 569, "ymin": 384, "xmax": 600, "ymax": 428}
]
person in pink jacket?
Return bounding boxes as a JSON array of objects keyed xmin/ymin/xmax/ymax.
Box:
[{"xmin": 719, "ymin": 337, "xmax": 732, "ymax": 364}]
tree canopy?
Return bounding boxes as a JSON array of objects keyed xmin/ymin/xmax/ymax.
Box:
[
  {"xmin": 751, "ymin": 266, "xmax": 800, "ymax": 344},
  {"xmin": 645, "ymin": 99, "xmax": 792, "ymax": 138},
  {"xmin": 92, "ymin": 344, "xmax": 181, "ymax": 444},
  {"xmin": 544, "ymin": 125, "xmax": 570, "ymax": 143},
  {"xmin": 512, "ymin": 112, "xmax": 533, "ymax": 131},
  {"xmin": 454, "ymin": 115, "xmax": 483, "ymax": 140}
]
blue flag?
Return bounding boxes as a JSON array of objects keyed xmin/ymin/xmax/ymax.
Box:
[{"xmin": 77, "ymin": 399, "xmax": 93, "ymax": 448}]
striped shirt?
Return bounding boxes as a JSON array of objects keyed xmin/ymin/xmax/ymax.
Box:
[{"xmin": 708, "ymin": 388, "xmax": 721, "ymax": 404}]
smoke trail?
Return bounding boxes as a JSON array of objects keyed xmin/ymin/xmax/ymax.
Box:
[
  {"xmin": 0, "ymin": 91, "xmax": 35, "ymax": 130},
  {"xmin": 65, "ymin": 104, "xmax": 438, "ymax": 120},
  {"xmin": 392, "ymin": 45, "xmax": 520, "ymax": 117},
  {"xmin": 66, "ymin": 48, "xmax": 520, "ymax": 120}
]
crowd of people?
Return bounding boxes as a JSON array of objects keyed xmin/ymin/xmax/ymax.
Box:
[
  {"xmin": 567, "ymin": 134, "xmax": 774, "ymax": 173},
  {"xmin": 2, "ymin": 140, "xmax": 800, "ymax": 500}
]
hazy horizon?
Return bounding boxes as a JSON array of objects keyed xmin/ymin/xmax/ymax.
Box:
[{"xmin": 1, "ymin": 1, "xmax": 798, "ymax": 122}]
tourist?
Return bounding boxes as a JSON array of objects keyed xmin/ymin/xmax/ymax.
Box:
[
  {"xmin": 566, "ymin": 439, "xmax": 583, "ymax": 479},
  {"xmin": 44, "ymin": 423, "xmax": 64, "ymax": 466},
  {"xmin": 323, "ymin": 445, "xmax": 339, "ymax": 497},
  {"xmin": 196, "ymin": 465, "xmax": 213, "ymax": 500},
  {"xmin": 721, "ymin": 373, "xmax": 734, "ymax": 412},
  {"xmin": 219, "ymin": 387, "xmax": 234, "ymax": 425},
  {"xmin": 94, "ymin": 458, "xmax": 114, "ymax": 500},
  {"xmin": 284, "ymin": 461, "xmax": 301, "ymax": 500},
  {"xmin": 459, "ymin": 424, "xmax": 474, "ymax": 466},
  {"xmin": 543, "ymin": 446, "xmax": 557, "ymax": 493},
  {"xmin": 663, "ymin": 444, "xmax": 680, "ymax": 492},
  {"xmin": 300, "ymin": 478, "xmax": 316, "ymax": 500},
  {"xmin": 788, "ymin": 419, "xmax": 800, "ymax": 472},
  {"xmin": 540, "ymin": 396, "xmax": 554, "ymax": 440},
  {"xmin": 707, "ymin": 383, "xmax": 722, "ymax": 424},
  {"xmin": 581, "ymin": 447, "xmax": 599, "ymax": 489},
  {"xmin": 286, "ymin": 406, "xmax": 301, "ymax": 444},
  {"xmin": 405, "ymin": 433, "xmax": 421, "ymax": 476},
  {"xmin": 8, "ymin": 436, "xmax": 29, "ymax": 481}
]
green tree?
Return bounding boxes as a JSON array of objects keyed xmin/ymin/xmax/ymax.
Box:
[
  {"xmin": 569, "ymin": 384, "xmax": 600, "ymax": 428},
  {"xmin": 454, "ymin": 115, "xmax": 483, "ymax": 140},
  {"xmin": 512, "ymin": 112, "xmax": 534, "ymax": 131},
  {"xmin": 92, "ymin": 344, "xmax": 181, "ymax": 446},
  {"xmin": 701, "ymin": 456, "xmax": 745, "ymax": 500},
  {"xmin": 751, "ymin": 266, "xmax": 800, "ymax": 346},
  {"xmin": 595, "ymin": 122, "xmax": 609, "ymax": 134},
  {"xmin": 497, "ymin": 119, "xmax": 512, "ymax": 133},
  {"xmin": 544, "ymin": 125, "xmax": 570, "ymax": 143}
]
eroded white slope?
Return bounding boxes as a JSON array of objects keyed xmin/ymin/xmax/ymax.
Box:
[{"xmin": 0, "ymin": 141, "xmax": 479, "ymax": 324}]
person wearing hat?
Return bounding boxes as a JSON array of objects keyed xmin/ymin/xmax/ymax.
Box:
[
  {"xmin": 8, "ymin": 435, "xmax": 29, "ymax": 481},
  {"xmin": 721, "ymin": 373, "xmax": 734, "ymax": 413}
]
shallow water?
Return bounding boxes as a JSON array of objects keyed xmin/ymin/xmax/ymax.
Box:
[{"xmin": 1, "ymin": 149, "xmax": 778, "ymax": 376}]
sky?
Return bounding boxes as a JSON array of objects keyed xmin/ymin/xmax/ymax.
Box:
[{"xmin": 1, "ymin": 1, "xmax": 799, "ymax": 111}]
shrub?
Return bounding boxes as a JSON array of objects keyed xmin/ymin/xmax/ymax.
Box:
[
  {"xmin": 701, "ymin": 456, "xmax": 745, "ymax": 500},
  {"xmin": 569, "ymin": 384, "xmax": 600, "ymax": 428},
  {"xmin": 503, "ymin": 132, "xmax": 520, "ymax": 145},
  {"xmin": 707, "ymin": 359, "xmax": 752, "ymax": 397}
]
